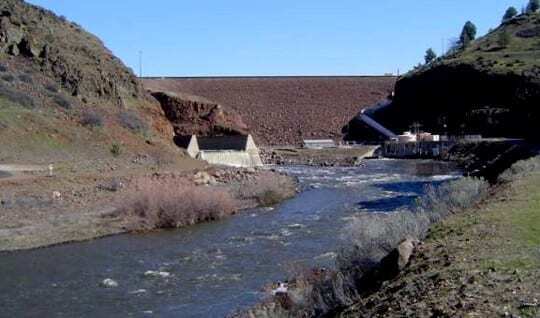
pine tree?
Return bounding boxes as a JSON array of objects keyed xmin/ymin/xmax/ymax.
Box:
[
  {"xmin": 460, "ymin": 21, "xmax": 477, "ymax": 47},
  {"xmin": 424, "ymin": 48, "xmax": 437, "ymax": 64},
  {"xmin": 527, "ymin": 0, "xmax": 540, "ymax": 12},
  {"xmin": 503, "ymin": 7, "xmax": 518, "ymax": 22}
]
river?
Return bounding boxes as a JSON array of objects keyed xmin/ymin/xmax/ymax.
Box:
[{"xmin": 0, "ymin": 159, "xmax": 459, "ymax": 317}]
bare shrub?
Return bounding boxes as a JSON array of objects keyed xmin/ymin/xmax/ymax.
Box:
[
  {"xmin": 118, "ymin": 110, "xmax": 147, "ymax": 133},
  {"xmin": 18, "ymin": 73, "xmax": 33, "ymax": 84},
  {"xmin": 44, "ymin": 83, "xmax": 59, "ymax": 93},
  {"xmin": 54, "ymin": 94, "xmax": 72, "ymax": 109},
  {"xmin": 238, "ymin": 172, "xmax": 296, "ymax": 206},
  {"xmin": 498, "ymin": 155, "xmax": 540, "ymax": 183},
  {"xmin": 80, "ymin": 111, "xmax": 104, "ymax": 127},
  {"xmin": 416, "ymin": 177, "xmax": 489, "ymax": 222},
  {"xmin": 117, "ymin": 178, "xmax": 238, "ymax": 230},
  {"xmin": 1, "ymin": 74, "xmax": 15, "ymax": 82},
  {"xmin": 0, "ymin": 83, "xmax": 36, "ymax": 108},
  {"xmin": 337, "ymin": 211, "xmax": 429, "ymax": 273},
  {"xmin": 338, "ymin": 177, "xmax": 488, "ymax": 273}
]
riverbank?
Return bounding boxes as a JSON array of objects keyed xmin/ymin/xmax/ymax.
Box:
[
  {"xmin": 0, "ymin": 164, "xmax": 297, "ymax": 251},
  {"xmin": 339, "ymin": 162, "xmax": 540, "ymax": 317},
  {"xmin": 237, "ymin": 156, "xmax": 540, "ymax": 318}
]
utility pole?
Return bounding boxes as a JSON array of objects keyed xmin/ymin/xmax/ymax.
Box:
[{"xmin": 139, "ymin": 50, "xmax": 143, "ymax": 78}]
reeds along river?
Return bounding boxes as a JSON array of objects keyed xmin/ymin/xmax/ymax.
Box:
[{"xmin": 0, "ymin": 159, "xmax": 459, "ymax": 317}]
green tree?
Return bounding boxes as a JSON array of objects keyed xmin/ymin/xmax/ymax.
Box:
[
  {"xmin": 460, "ymin": 21, "xmax": 477, "ymax": 47},
  {"xmin": 503, "ymin": 6, "xmax": 518, "ymax": 22},
  {"xmin": 527, "ymin": 0, "xmax": 540, "ymax": 12},
  {"xmin": 424, "ymin": 48, "xmax": 437, "ymax": 64}
]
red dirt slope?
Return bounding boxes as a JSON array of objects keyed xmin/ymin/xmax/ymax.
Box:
[{"xmin": 143, "ymin": 77, "xmax": 395, "ymax": 145}]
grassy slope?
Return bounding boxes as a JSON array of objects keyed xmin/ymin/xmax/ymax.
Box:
[
  {"xmin": 340, "ymin": 173, "xmax": 540, "ymax": 317},
  {"xmin": 409, "ymin": 13, "xmax": 540, "ymax": 78}
]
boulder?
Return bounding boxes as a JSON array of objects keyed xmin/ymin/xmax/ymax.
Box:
[{"xmin": 100, "ymin": 278, "xmax": 118, "ymax": 288}]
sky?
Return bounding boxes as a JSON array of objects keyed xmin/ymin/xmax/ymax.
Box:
[{"xmin": 27, "ymin": 0, "xmax": 527, "ymax": 77}]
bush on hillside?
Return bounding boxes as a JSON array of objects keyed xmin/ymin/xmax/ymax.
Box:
[
  {"xmin": 115, "ymin": 178, "xmax": 237, "ymax": 230},
  {"xmin": 498, "ymin": 155, "xmax": 540, "ymax": 183},
  {"xmin": 0, "ymin": 83, "xmax": 36, "ymax": 108},
  {"xmin": 118, "ymin": 110, "xmax": 147, "ymax": 133},
  {"xmin": 53, "ymin": 94, "xmax": 72, "ymax": 109},
  {"xmin": 110, "ymin": 143, "xmax": 121, "ymax": 157},
  {"xmin": 0, "ymin": 64, "xmax": 7, "ymax": 72},
  {"xmin": 338, "ymin": 177, "xmax": 489, "ymax": 273},
  {"xmin": 1, "ymin": 74, "xmax": 15, "ymax": 82},
  {"xmin": 44, "ymin": 83, "xmax": 59, "ymax": 93},
  {"xmin": 18, "ymin": 73, "xmax": 34, "ymax": 84},
  {"xmin": 80, "ymin": 111, "xmax": 104, "ymax": 128}
]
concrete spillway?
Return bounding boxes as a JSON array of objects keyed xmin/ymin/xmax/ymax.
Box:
[{"xmin": 198, "ymin": 151, "xmax": 263, "ymax": 168}]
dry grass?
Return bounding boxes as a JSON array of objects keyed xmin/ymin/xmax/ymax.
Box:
[{"xmin": 116, "ymin": 178, "xmax": 238, "ymax": 231}]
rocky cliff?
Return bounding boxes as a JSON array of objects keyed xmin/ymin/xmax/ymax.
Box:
[
  {"xmin": 151, "ymin": 91, "xmax": 249, "ymax": 137},
  {"xmin": 0, "ymin": 0, "xmax": 139, "ymax": 103},
  {"xmin": 346, "ymin": 12, "xmax": 540, "ymax": 141},
  {"xmin": 0, "ymin": 0, "xmax": 176, "ymax": 164}
]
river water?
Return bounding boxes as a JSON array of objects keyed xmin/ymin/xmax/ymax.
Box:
[{"xmin": 0, "ymin": 160, "xmax": 459, "ymax": 318}]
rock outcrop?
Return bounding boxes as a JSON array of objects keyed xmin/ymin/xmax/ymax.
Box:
[
  {"xmin": 0, "ymin": 0, "xmax": 139, "ymax": 103},
  {"xmin": 151, "ymin": 91, "xmax": 249, "ymax": 137}
]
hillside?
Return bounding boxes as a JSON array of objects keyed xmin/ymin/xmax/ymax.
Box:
[
  {"xmin": 143, "ymin": 76, "xmax": 396, "ymax": 146},
  {"xmin": 0, "ymin": 0, "xmax": 177, "ymax": 164},
  {"xmin": 346, "ymin": 12, "xmax": 540, "ymax": 141}
]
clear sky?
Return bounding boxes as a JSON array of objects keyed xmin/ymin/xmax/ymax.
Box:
[{"xmin": 27, "ymin": 0, "xmax": 526, "ymax": 77}]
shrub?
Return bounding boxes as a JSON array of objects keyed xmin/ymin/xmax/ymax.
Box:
[
  {"xmin": 118, "ymin": 110, "xmax": 147, "ymax": 133},
  {"xmin": 18, "ymin": 73, "xmax": 33, "ymax": 84},
  {"xmin": 498, "ymin": 155, "xmax": 540, "ymax": 183},
  {"xmin": 238, "ymin": 172, "xmax": 296, "ymax": 206},
  {"xmin": 110, "ymin": 143, "xmax": 121, "ymax": 157},
  {"xmin": 0, "ymin": 83, "xmax": 36, "ymax": 108},
  {"xmin": 1, "ymin": 74, "xmax": 15, "ymax": 82},
  {"xmin": 338, "ymin": 177, "xmax": 489, "ymax": 272},
  {"xmin": 80, "ymin": 111, "xmax": 104, "ymax": 128},
  {"xmin": 53, "ymin": 94, "xmax": 72, "ymax": 109},
  {"xmin": 0, "ymin": 64, "xmax": 7, "ymax": 72},
  {"xmin": 498, "ymin": 31, "xmax": 512, "ymax": 47},
  {"xmin": 116, "ymin": 178, "xmax": 237, "ymax": 230},
  {"xmin": 44, "ymin": 83, "xmax": 59, "ymax": 93},
  {"xmin": 416, "ymin": 177, "xmax": 489, "ymax": 221}
]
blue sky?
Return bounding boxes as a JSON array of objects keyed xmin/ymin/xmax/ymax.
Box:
[{"xmin": 27, "ymin": 0, "xmax": 526, "ymax": 76}]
